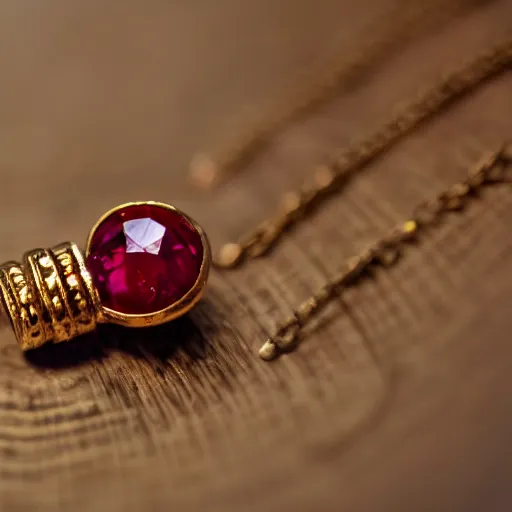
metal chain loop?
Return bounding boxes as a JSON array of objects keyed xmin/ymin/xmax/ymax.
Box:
[{"xmin": 259, "ymin": 144, "xmax": 511, "ymax": 360}]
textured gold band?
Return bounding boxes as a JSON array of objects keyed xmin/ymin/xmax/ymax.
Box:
[{"xmin": 0, "ymin": 242, "xmax": 101, "ymax": 351}]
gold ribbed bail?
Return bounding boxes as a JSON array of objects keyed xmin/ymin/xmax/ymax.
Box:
[{"xmin": 0, "ymin": 242, "xmax": 101, "ymax": 351}]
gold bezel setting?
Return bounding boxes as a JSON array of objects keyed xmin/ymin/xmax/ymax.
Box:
[{"xmin": 85, "ymin": 201, "xmax": 211, "ymax": 329}]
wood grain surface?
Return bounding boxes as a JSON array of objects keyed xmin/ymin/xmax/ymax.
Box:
[{"xmin": 0, "ymin": 1, "xmax": 511, "ymax": 511}]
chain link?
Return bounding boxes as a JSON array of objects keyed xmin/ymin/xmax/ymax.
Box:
[
  {"xmin": 215, "ymin": 39, "xmax": 512, "ymax": 269},
  {"xmin": 258, "ymin": 143, "xmax": 511, "ymax": 360}
]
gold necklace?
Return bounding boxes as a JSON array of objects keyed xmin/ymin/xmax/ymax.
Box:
[{"xmin": 0, "ymin": 38, "xmax": 508, "ymax": 356}]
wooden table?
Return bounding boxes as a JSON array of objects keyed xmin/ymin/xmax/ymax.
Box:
[{"xmin": 0, "ymin": 1, "xmax": 511, "ymax": 510}]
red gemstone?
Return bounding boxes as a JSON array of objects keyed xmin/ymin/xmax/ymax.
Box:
[{"xmin": 86, "ymin": 204, "xmax": 204, "ymax": 315}]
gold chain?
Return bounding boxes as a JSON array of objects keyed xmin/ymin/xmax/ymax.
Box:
[
  {"xmin": 190, "ymin": 0, "xmax": 485, "ymax": 189},
  {"xmin": 214, "ymin": 39, "xmax": 512, "ymax": 269},
  {"xmin": 259, "ymin": 143, "xmax": 512, "ymax": 360}
]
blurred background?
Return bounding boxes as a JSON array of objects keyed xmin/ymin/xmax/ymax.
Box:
[{"xmin": 0, "ymin": 1, "xmax": 511, "ymax": 511}]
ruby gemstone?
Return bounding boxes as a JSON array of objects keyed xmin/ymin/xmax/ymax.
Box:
[{"xmin": 86, "ymin": 204, "xmax": 204, "ymax": 315}]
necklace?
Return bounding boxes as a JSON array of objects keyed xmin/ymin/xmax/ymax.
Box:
[{"xmin": 0, "ymin": 38, "xmax": 509, "ymax": 356}]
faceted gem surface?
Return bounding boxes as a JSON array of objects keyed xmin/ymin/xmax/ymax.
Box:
[{"xmin": 87, "ymin": 204, "xmax": 204, "ymax": 314}]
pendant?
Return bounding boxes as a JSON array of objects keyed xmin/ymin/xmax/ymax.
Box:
[{"xmin": 0, "ymin": 202, "xmax": 211, "ymax": 351}]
